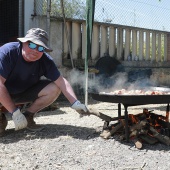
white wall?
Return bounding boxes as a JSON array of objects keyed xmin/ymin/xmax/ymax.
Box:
[
  {"xmin": 24, "ymin": 0, "xmax": 34, "ymax": 34},
  {"xmin": 30, "ymin": 16, "xmax": 63, "ymax": 67},
  {"xmin": 23, "ymin": 1, "xmax": 63, "ymax": 67}
]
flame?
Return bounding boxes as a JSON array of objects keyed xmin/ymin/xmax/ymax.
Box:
[
  {"xmin": 166, "ymin": 111, "xmax": 169, "ymax": 122},
  {"xmin": 129, "ymin": 114, "xmax": 139, "ymax": 124},
  {"xmin": 108, "ymin": 107, "xmax": 170, "ymax": 145},
  {"xmin": 128, "ymin": 109, "xmax": 168, "ymax": 134}
]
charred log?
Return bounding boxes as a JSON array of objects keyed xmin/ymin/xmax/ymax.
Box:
[
  {"xmin": 130, "ymin": 120, "xmax": 148, "ymax": 132},
  {"xmin": 100, "ymin": 120, "xmax": 125, "ymax": 139},
  {"xmin": 149, "ymin": 126, "xmax": 170, "ymax": 146},
  {"xmin": 157, "ymin": 119, "xmax": 170, "ymax": 129},
  {"xmin": 139, "ymin": 134, "xmax": 158, "ymax": 144}
]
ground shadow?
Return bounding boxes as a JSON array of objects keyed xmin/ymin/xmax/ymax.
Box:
[
  {"xmin": 1, "ymin": 123, "xmax": 170, "ymax": 151},
  {"xmin": 37, "ymin": 108, "xmax": 68, "ymax": 117},
  {"xmin": 0, "ymin": 124, "xmax": 101, "ymax": 144},
  {"xmin": 5, "ymin": 108, "xmax": 69, "ymax": 121}
]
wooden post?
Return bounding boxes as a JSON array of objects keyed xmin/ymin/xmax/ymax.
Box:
[
  {"xmin": 139, "ymin": 30, "xmax": 144, "ymax": 61},
  {"xmin": 100, "ymin": 25, "xmax": 107, "ymax": 57},
  {"xmin": 166, "ymin": 33, "xmax": 170, "ymax": 61},
  {"xmin": 132, "ymin": 29, "xmax": 137, "ymax": 61},
  {"xmin": 109, "ymin": 26, "xmax": 116, "ymax": 57},
  {"xmin": 117, "ymin": 27, "xmax": 123, "ymax": 60},
  {"xmin": 72, "ymin": 22, "xmax": 81, "ymax": 59},
  {"xmin": 157, "ymin": 33, "xmax": 162, "ymax": 62},
  {"xmin": 124, "ymin": 28, "xmax": 131, "ymax": 60},
  {"xmin": 151, "ymin": 32, "xmax": 156, "ymax": 61},
  {"xmin": 145, "ymin": 31, "xmax": 150, "ymax": 61}
]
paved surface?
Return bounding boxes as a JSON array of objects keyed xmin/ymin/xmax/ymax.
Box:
[{"xmin": 0, "ymin": 98, "xmax": 170, "ymax": 170}]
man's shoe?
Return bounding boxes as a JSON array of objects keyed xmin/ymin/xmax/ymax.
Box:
[
  {"xmin": 23, "ymin": 111, "xmax": 44, "ymax": 132},
  {"xmin": 0, "ymin": 113, "xmax": 8, "ymax": 137}
]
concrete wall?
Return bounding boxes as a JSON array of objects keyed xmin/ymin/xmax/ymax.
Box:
[
  {"xmin": 122, "ymin": 61, "xmax": 170, "ymax": 87},
  {"xmin": 24, "ymin": 0, "xmax": 34, "ymax": 35},
  {"xmin": 29, "ymin": 16, "xmax": 63, "ymax": 67},
  {"xmin": 29, "ymin": 16, "xmax": 170, "ymax": 87}
]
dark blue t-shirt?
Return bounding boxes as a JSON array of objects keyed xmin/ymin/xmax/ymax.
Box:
[{"xmin": 0, "ymin": 42, "xmax": 60, "ymax": 94}]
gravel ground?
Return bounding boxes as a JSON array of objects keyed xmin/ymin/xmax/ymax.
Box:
[{"xmin": 1, "ymin": 97, "xmax": 170, "ymax": 170}]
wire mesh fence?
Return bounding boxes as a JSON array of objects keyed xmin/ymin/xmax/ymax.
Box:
[
  {"xmin": 94, "ymin": 0, "xmax": 170, "ymax": 31},
  {"xmin": 35, "ymin": 0, "xmax": 46, "ymax": 15},
  {"xmin": 35, "ymin": 0, "xmax": 170, "ymax": 31}
]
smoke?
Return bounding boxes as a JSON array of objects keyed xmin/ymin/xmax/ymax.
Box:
[
  {"xmin": 63, "ymin": 68, "xmax": 157, "ymax": 93},
  {"xmin": 67, "ymin": 69, "xmax": 85, "ymax": 87}
]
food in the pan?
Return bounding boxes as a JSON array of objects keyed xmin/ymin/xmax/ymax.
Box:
[{"xmin": 99, "ymin": 89, "xmax": 169, "ymax": 95}]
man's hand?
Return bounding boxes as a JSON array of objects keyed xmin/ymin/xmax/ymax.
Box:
[
  {"xmin": 12, "ymin": 108, "xmax": 28, "ymax": 130},
  {"xmin": 71, "ymin": 100, "xmax": 88, "ymax": 112}
]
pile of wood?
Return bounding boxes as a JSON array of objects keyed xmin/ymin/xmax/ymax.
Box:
[
  {"xmin": 100, "ymin": 108, "xmax": 170, "ymax": 149},
  {"xmin": 77, "ymin": 107, "xmax": 170, "ymax": 149}
]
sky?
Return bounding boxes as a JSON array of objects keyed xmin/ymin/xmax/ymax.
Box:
[{"xmin": 94, "ymin": 0, "xmax": 170, "ymax": 31}]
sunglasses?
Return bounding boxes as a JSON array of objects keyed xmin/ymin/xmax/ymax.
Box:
[{"xmin": 28, "ymin": 42, "xmax": 45, "ymax": 52}]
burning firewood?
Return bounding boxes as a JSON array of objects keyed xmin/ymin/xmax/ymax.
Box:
[
  {"xmin": 157, "ymin": 119, "xmax": 170, "ymax": 129},
  {"xmin": 149, "ymin": 126, "xmax": 170, "ymax": 146},
  {"xmin": 78, "ymin": 105, "xmax": 170, "ymax": 147},
  {"xmin": 100, "ymin": 130, "xmax": 110, "ymax": 139},
  {"xmin": 129, "ymin": 120, "xmax": 148, "ymax": 138},
  {"xmin": 129, "ymin": 128, "xmax": 148, "ymax": 138},
  {"xmin": 139, "ymin": 134, "xmax": 158, "ymax": 145},
  {"xmin": 166, "ymin": 104, "xmax": 169, "ymax": 122},
  {"xmin": 100, "ymin": 120, "xmax": 125, "ymax": 139},
  {"xmin": 129, "ymin": 120, "xmax": 149, "ymax": 149},
  {"xmin": 133, "ymin": 138, "xmax": 143, "ymax": 149},
  {"xmin": 130, "ymin": 120, "xmax": 148, "ymax": 132}
]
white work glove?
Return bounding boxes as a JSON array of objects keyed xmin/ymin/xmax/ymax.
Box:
[
  {"xmin": 12, "ymin": 108, "xmax": 28, "ymax": 131},
  {"xmin": 71, "ymin": 100, "xmax": 88, "ymax": 112}
]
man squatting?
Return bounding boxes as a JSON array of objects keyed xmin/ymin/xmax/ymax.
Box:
[{"xmin": 0, "ymin": 28, "xmax": 88, "ymax": 136}]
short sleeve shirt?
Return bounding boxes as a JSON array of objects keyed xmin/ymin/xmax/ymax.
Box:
[{"xmin": 0, "ymin": 42, "xmax": 60, "ymax": 94}]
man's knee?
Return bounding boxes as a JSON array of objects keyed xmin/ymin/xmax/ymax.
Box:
[
  {"xmin": 38, "ymin": 82, "xmax": 61, "ymax": 99},
  {"xmin": 50, "ymin": 82, "xmax": 61, "ymax": 96}
]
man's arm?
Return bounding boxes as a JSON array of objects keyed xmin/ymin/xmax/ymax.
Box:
[
  {"xmin": 54, "ymin": 75, "xmax": 88, "ymax": 113},
  {"xmin": 54, "ymin": 75, "xmax": 77, "ymax": 104},
  {"xmin": 0, "ymin": 75, "xmax": 28, "ymax": 130},
  {"xmin": 0, "ymin": 75, "xmax": 16, "ymax": 113}
]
